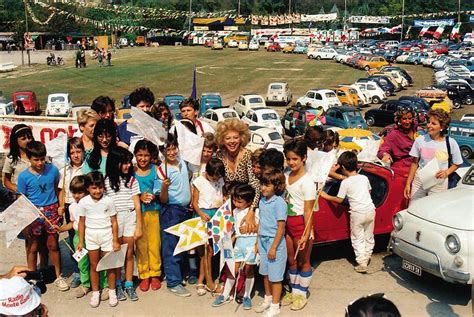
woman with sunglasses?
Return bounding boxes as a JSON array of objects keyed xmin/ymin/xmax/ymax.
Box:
[{"xmin": 377, "ymin": 107, "xmax": 418, "ymax": 176}]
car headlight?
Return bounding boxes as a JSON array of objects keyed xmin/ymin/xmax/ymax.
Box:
[
  {"xmin": 393, "ymin": 214, "xmax": 403, "ymax": 231},
  {"xmin": 445, "ymin": 234, "xmax": 461, "ymax": 254}
]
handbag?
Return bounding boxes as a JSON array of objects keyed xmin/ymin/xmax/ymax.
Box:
[{"xmin": 446, "ymin": 136, "xmax": 461, "ymax": 189}]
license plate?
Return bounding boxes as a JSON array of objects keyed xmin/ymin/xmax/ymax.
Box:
[
  {"xmin": 402, "ymin": 259, "xmax": 422, "ymax": 276},
  {"xmin": 273, "ymin": 96, "xmax": 277, "ymax": 100}
]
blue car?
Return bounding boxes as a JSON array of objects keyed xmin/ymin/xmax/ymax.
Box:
[
  {"xmin": 199, "ymin": 93, "xmax": 222, "ymax": 116},
  {"xmin": 448, "ymin": 120, "xmax": 474, "ymax": 159},
  {"xmin": 293, "ymin": 45, "xmax": 308, "ymax": 54},
  {"xmin": 163, "ymin": 94, "xmax": 185, "ymax": 120},
  {"xmin": 324, "ymin": 106, "xmax": 367, "ymax": 129}
]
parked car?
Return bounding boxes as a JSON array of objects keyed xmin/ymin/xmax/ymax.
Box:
[
  {"xmin": 247, "ymin": 126, "xmax": 284, "ymax": 153},
  {"xmin": 316, "ymin": 161, "xmax": 408, "ymax": 244},
  {"xmin": 233, "ymin": 94, "xmax": 266, "ymax": 117},
  {"xmin": 295, "ymin": 89, "xmax": 342, "ymax": 111},
  {"xmin": 460, "ymin": 114, "xmax": 474, "ymax": 122},
  {"xmin": 0, "ymin": 102, "xmax": 14, "ymax": 116},
  {"xmin": 267, "ymin": 43, "xmax": 282, "ymax": 52},
  {"xmin": 248, "ymin": 41, "xmax": 259, "ymax": 51},
  {"xmin": 163, "ymin": 94, "xmax": 185, "ymax": 120},
  {"xmin": 293, "ymin": 44, "xmax": 308, "ymax": 54},
  {"xmin": 211, "ymin": 42, "xmax": 223, "ymax": 50},
  {"xmin": 12, "ymin": 91, "xmax": 40, "ymax": 114},
  {"xmin": 238, "ymin": 40, "xmax": 248, "ymax": 50},
  {"xmin": 281, "ymin": 106, "xmax": 323, "ymax": 137},
  {"xmin": 282, "ymin": 44, "xmax": 295, "ymax": 54},
  {"xmin": 354, "ymin": 82, "xmax": 387, "ymax": 104},
  {"xmin": 448, "ymin": 120, "xmax": 474, "ymax": 158},
  {"xmin": 364, "ymin": 100, "xmax": 426, "ymax": 127},
  {"xmin": 324, "ymin": 106, "xmax": 367, "ymax": 129},
  {"xmin": 45, "ymin": 93, "xmax": 73, "ymax": 117},
  {"xmin": 390, "ymin": 166, "xmax": 474, "ymax": 284},
  {"xmin": 307, "ymin": 48, "xmax": 338, "ymax": 60},
  {"xmin": 70, "ymin": 104, "xmax": 92, "ymax": 119},
  {"xmin": 242, "ymin": 107, "xmax": 284, "ymax": 135},
  {"xmin": 265, "ymin": 82, "xmax": 292, "ymax": 105},
  {"xmin": 199, "ymin": 93, "xmax": 222, "ymax": 116},
  {"xmin": 333, "ymin": 87, "xmax": 362, "ymax": 107},
  {"xmin": 227, "ymin": 39, "xmax": 238, "ymax": 48},
  {"xmin": 199, "ymin": 107, "xmax": 239, "ymax": 130},
  {"xmin": 380, "ymin": 66, "xmax": 413, "ymax": 85},
  {"xmin": 358, "ymin": 56, "xmax": 390, "ymax": 70}
]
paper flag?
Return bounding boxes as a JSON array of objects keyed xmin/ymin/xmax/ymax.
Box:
[
  {"xmin": 164, "ymin": 217, "xmax": 208, "ymax": 256},
  {"xmin": 96, "ymin": 244, "xmax": 128, "ymax": 271},
  {"xmin": 218, "ymin": 234, "xmax": 235, "ymax": 276},
  {"xmin": 306, "ymin": 149, "xmax": 337, "ymax": 184},
  {"xmin": 208, "ymin": 200, "xmax": 234, "ymax": 255},
  {"xmin": 0, "ymin": 196, "xmax": 40, "ymax": 248},
  {"xmin": 174, "ymin": 120, "xmax": 204, "ymax": 166},
  {"xmin": 128, "ymin": 107, "xmax": 167, "ymax": 147},
  {"xmin": 45, "ymin": 132, "xmax": 68, "ymax": 169},
  {"xmin": 354, "ymin": 139, "xmax": 381, "ymax": 162}
]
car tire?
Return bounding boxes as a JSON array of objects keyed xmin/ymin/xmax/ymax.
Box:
[
  {"xmin": 413, "ymin": 61, "xmax": 418, "ymax": 65},
  {"xmin": 465, "ymin": 97, "xmax": 473, "ymax": 105},
  {"xmin": 460, "ymin": 146, "xmax": 472, "ymax": 159},
  {"xmin": 366, "ymin": 116, "xmax": 376, "ymax": 126},
  {"xmin": 316, "ymin": 55, "xmax": 321, "ymax": 60},
  {"xmin": 453, "ymin": 101, "xmax": 462, "ymax": 109},
  {"xmin": 372, "ymin": 96, "xmax": 381, "ymax": 104},
  {"xmin": 364, "ymin": 66, "xmax": 370, "ymax": 71}
]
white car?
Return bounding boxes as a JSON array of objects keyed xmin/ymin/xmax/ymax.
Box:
[
  {"xmin": 248, "ymin": 41, "xmax": 259, "ymax": 51},
  {"xmin": 295, "ymin": 89, "xmax": 341, "ymax": 111},
  {"xmin": 238, "ymin": 40, "xmax": 248, "ymax": 50},
  {"xmin": 199, "ymin": 108, "xmax": 239, "ymax": 130},
  {"xmin": 0, "ymin": 102, "xmax": 14, "ymax": 116},
  {"xmin": 227, "ymin": 39, "xmax": 238, "ymax": 48},
  {"xmin": 242, "ymin": 107, "xmax": 284, "ymax": 135},
  {"xmin": 344, "ymin": 84, "xmax": 371, "ymax": 106},
  {"xmin": 265, "ymin": 82, "xmax": 292, "ymax": 105},
  {"xmin": 46, "ymin": 93, "xmax": 73, "ymax": 117},
  {"xmin": 395, "ymin": 53, "xmax": 412, "ymax": 64},
  {"xmin": 246, "ymin": 126, "xmax": 284, "ymax": 153},
  {"xmin": 354, "ymin": 82, "xmax": 387, "ymax": 104},
  {"xmin": 307, "ymin": 48, "xmax": 338, "ymax": 60},
  {"xmin": 233, "ymin": 94, "xmax": 266, "ymax": 117},
  {"xmin": 390, "ymin": 166, "xmax": 474, "ymax": 284}
]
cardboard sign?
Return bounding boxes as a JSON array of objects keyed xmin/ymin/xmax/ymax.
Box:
[{"xmin": 72, "ymin": 248, "xmax": 88, "ymax": 262}]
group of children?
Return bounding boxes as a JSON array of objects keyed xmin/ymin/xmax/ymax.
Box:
[{"xmin": 3, "ymin": 103, "xmax": 378, "ymax": 317}]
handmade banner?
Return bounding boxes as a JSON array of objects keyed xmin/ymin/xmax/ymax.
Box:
[
  {"xmin": 301, "ymin": 13, "xmax": 338, "ymax": 22},
  {"xmin": 0, "ymin": 196, "xmax": 40, "ymax": 248},
  {"xmin": 348, "ymin": 16, "xmax": 390, "ymax": 24},
  {"xmin": 413, "ymin": 19, "xmax": 454, "ymax": 27},
  {"xmin": 0, "ymin": 119, "xmax": 78, "ymax": 153},
  {"xmin": 306, "ymin": 149, "xmax": 337, "ymax": 184},
  {"xmin": 209, "ymin": 199, "xmax": 234, "ymax": 255},
  {"xmin": 164, "ymin": 218, "xmax": 208, "ymax": 256}
]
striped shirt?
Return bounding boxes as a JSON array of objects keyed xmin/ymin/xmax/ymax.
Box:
[{"xmin": 105, "ymin": 176, "xmax": 141, "ymax": 213}]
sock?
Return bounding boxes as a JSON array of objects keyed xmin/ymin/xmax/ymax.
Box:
[
  {"xmin": 294, "ymin": 271, "xmax": 312, "ymax": 298},
  {"xmin": 221, "ymin": 278, "xmax": 235, "ymax": 299},
  {"xmin": 243, "ymin": 278, "xmax": 255, "ymax": 298},
  {"xmin": 124, "ymin": 281, "xmax": 133, "ymax": 288},
  {"xmin": 288, "ymin": 269, "xmax": 298, "ymax": 292},
  {"xmin": 115, "ymin": 279, "xmax": 122, "ymax": 288},
  {"xmin": 264, "ymin": 295, "xmax": 273, "ymax": 304},
  {"xmin": 189, "ymin": 256, "xmax": 197, "ymax": 271}
]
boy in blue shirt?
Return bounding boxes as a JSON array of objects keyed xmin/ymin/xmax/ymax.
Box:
[
  {"xmin": 17, "ymin": 141, "xmax": 69, "ymax": 291},
  {"xmin": 153, "ymin": 134, "xmax": 192, "ymax": 297}
]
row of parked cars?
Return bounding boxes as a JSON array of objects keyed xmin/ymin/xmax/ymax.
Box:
[{"xmin": 0, "ymin": 91, "xmax": 75, "ymax": 117}]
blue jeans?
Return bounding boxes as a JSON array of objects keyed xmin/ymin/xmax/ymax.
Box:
[{"xmin": 160, "ymin": 204, "xmax": 189, "ymax": 288}]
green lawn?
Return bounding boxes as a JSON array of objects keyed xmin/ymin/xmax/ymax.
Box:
[{"xmin": 0, "ymin": 46, "xmax": 434, "ymax": 108}]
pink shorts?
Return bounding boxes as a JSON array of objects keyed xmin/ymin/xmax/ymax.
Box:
[
  {"xmin": 286, "ymin": 215, "xmax": 313, "ymax": 240},
  {"xmin": 30, "ymin": 202, "xmax": 62, "ymax": 236}
]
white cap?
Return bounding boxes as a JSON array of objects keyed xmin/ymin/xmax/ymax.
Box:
[{"xmin": 0, "ymin": 276, "xmax": 41, "ymax": 315}]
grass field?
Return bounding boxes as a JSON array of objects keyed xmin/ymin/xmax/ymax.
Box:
[{"xmin": 0, "ymin": 46, "xmax": 437, "ymax": 108}]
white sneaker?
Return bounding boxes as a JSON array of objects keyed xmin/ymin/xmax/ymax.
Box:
[
  {"xmin": 54, "ymin": 275, "xmax": 70, "ymax": 291},
  {"xmin": 255, "ymin": 300, "xmax": 271, "ymax": 313},
  {"xmin": 265, "ymin": 306, "xmax": 281, "ymax": 317},
  {"xmin": 89, "ymin": 291, "xmax": 100, "ymax": 308}
]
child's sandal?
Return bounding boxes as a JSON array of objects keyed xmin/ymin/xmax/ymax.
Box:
[
  {"xmin": 195, "ymin": 284, "xmax": 207, "ymax": 296},
  {"xmin": 206, "ymin": 282, "xmax": 222, "ymax": 297}
]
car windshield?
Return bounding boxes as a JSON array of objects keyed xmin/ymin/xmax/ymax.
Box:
[
  {"xmin": 169, "ymin": 100, "xmax": 182, "ymax": 107},
  {"xmin": 223, "ymin": 111, "xmax": 237, "ymax": 119},
  {"xmin": 345, "ymin": 111, "xmax": 360, "ymax": 118},
  {"xmin": 325, "ymin": 92, "xmax": 336, "ymax": 98},
  {"xmin": 262, "ymin": 113, "xmax": 278, "ymax": 120},
  {"xmin": 51, "ymin": 96, "xmax": 65, "ymax": 102},
  {"xmin": 349, "ymin": 88, "xmax": 357, "ymax": 94},
  {"xmin": 15, "ymin": 95, "xmax": 29, "ymax": 100},
  {"xmin": 268, "ymin": 132, "xmax": 282, "ymax": 141},
  {"xmin": 204, "ymin": 100, "xmax": 219, "ymax": 106},
  {"xmin": 270, "ymin": 85, "xmax": 283, "ymax": 90},
  {"xmin": 249, "ymin": 97, "xmax": 263, "ymax": 103}
]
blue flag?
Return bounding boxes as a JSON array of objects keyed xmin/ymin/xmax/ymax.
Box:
[{"xmin": 191, "ymin": 65, "xmax": 197, "ymax": 99}]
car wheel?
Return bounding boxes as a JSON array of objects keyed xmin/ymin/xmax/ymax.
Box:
[
  {"xmin": 465, "ymin": 97, "xmax": 473, "ymax": 105},
  {"xmin": 453, "ymin": 101, "xmax": 462, "ymax": 109},
  {"xmin": 366, "ymin": 116, "xmax": 376, "ymax": 126},
  {"xmin": 413, "ymin": 61, "xmax": 418, "ymax": 65},
  {"xmin": 372, "ymin": 96, "xmax": 381, "ymax": 104},
  {"xmin": 316, "ymin": 55, "xmax": 321, "ymax": 60},
  {"xmin": 364, "ymin": 65, "xmax": 370, "ymax": 71},
  {"xmin": 460, "ymin": 146, "xmax": 472, "ymax": 159}
]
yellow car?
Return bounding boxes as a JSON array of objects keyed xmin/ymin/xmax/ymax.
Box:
[
  {"xmin": 282, "ymin": 44, "xmax": 295, "ymax": 54},
  {"xmin": 359, "ymin": 56, "xmax": 389, "ymax": 71},
  {"xmin": 416, "ymin": 89, "xmax": 453, "ymax": 113},
  {"xmin": 334, "ymin": 87, "xmax": 363, "ymax": 107}
]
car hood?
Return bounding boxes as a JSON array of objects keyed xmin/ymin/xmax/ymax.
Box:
[{"xmin": 407, "ymin": 185, "xmax": 474, "ymax": 230}]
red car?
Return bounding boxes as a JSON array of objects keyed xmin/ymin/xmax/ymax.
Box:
[
  {"xmin": 12, "ymin": 91, "xmax": 40, "ymax": 114},
  {"xmin": 267, "ymin": 43, "xmax": 282, "ymax": 52},
  {"xmin": 429, "ymin": 44, "xmax": 448, "ymax": 55},
  {"xmin": 313, "ymin": 162, "xmax": 409, "ymax": 244}
]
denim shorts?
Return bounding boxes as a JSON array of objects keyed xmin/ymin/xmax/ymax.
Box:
[{"xmin": 258, "ymin": 236, "xmax": 287, "ymax": 282}]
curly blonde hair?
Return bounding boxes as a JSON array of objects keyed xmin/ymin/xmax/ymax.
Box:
[
  {"xmin": 428, "ymin": 108, "xmax": 450, "ymax": 135},
  {"xmin": 77, "ymin": 109, "xmax": 100, "ymax": 126},
  {"xmin": 215, "ymin": 119, "xmax": 251, "ymax": 149}
]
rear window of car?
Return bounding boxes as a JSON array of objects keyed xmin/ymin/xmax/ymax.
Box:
[
  {"xmin": 51, "ymin": 96, "xmax": 65, "ymax": 102},
  {"xmin": 262, "ymin": 113, "xmax": 278, "ymax": 120},
  {"xmin": 15, "ymin": 95, "xmax": 29, "ymax": 100},
  {"xmin": 349, "ymin": 88, "xmax": 357, "ymax": 94},
  {"xmin": 268, "ymin": 132, "xmax": 282, "ymax": 141},
  {"xmin": 270, "ymin": 85, "xmax": 283, "ymax": 90},
  {"xmin": 223, "ymin": 111, "xmax": 237, "ymax": 119},
  {"xmin": 325, "ymin": 92, "xmax": 336, "ymax": 98},
  {"xmin": 249, "ymin": 97, "xmax": 263, "ymax": 104},
  {"xmin": 345, "ymin": 111, "xmax": 360, "ymax": 118}
]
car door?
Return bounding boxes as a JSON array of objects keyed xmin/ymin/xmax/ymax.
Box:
[
  {"xmin": 314, "ymin": 93, "xmax": 323, "ymax": 108},
  {"xmin": 282, "ymin": 109, "xmax": 294, "ymax": 133},
  {"xmin": 382, "ymin": 102, "xmax": 397, "ymax": 125}
]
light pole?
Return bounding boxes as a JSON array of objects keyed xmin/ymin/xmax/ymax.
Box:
[
  {"xmin": 344, "ymin": 0, "xmax": 347, "ymax": 32},
  {"xmin": 188, "ymin": 0, "xmax": 192, "ymax": 44},
  {"xmin": 288, "ymin": 0, "xmax": 292, "ymax": 32},
  {"xmin": 23, "ymin": 0, "xmax": 30, "ymax": 66},
  {"xmin": 400, "ymin": 0, "xmax": 405, "ymax": 43}
]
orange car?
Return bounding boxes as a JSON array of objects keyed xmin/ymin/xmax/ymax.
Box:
[
  {"xmin": 334, "ymin": 87, "xmax": 363, "ymax": 107},
  {"xmin": 359, "ymin": 56, "xmax": 389, "ymax": 71}
]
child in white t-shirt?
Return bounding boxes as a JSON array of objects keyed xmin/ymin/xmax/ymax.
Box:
[
  {"xmin": 321, "ymin": 151, "xmax": 375, "ymax": 273},
  {"xmin": 192, "ymin": 158, "xmax": 225, "ymax": 296},
  {"xmin": 77, "ymin": 171, "xmax": 120, "ymax": 308}
]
